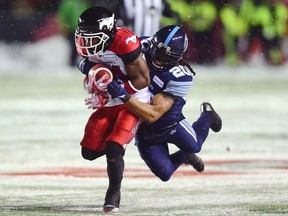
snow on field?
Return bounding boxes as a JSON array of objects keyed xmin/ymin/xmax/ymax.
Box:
[
  {"xmin": 0, "ymin": 35, "xmax": 71, "ymax": 73},
  {"xmin": 0, "ymin": 36, "xmax": 288, "ymax": 215}
]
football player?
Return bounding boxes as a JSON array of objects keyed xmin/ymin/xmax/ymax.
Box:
[
  {"xmin": 108, "ymin": 25, "xmax": 222, "ymax": 181},
  {"xmin": 75, "ymin": 7, "xmax": 150, "ymax": 214}
]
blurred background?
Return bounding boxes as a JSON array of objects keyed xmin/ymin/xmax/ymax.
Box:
[
  {"xmin": 1, "ymin": 2, "xmax": 288, "ymax": 215},
  {"xmin": 1, "ymin": 0, "xmax": 288, "ymax": 72}
]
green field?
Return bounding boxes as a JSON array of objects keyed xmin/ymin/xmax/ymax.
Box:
[{"xmin": 0, "ymin": 66, "xmax": 288, "ymax": 215}]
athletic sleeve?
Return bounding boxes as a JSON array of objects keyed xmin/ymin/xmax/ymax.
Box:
[
  {"xmin": 163, "ymin": 66, "xmax": 193, "ymax": 97},
  {"xmin": 163, "ymin": 79, "xmax": 192, "ymax": 97},
  {"xmin": 110, "ymin": 28, "xmax": 142, "ymax": 64},
  {"xmin": 120, "ymin": 45, "xmax": 142, "ymax": 64}
]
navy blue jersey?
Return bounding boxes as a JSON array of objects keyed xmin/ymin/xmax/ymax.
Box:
[{"xmin": 137, "ymin": 37, "xmax": 193, "ymax": 139}]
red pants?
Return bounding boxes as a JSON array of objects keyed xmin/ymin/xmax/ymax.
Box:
[{"xmin": 80, "ymin": 105, "xmax": 140, "ymax": 151}]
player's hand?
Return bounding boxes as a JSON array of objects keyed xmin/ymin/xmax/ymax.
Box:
[
  {"xmin": 107, "ymin": 80, "xmax": 131, "ymax": 103},
  {"xmin": 77, "ymin": 57, "xmax": 95, "ymax": 75},
  {"xmin": 84, "ymin": 93, "xmax": 109, "ymax": 110},
  {"xmin": 83, "ymin": 64, "xmax": 114, "ymax": 94}
]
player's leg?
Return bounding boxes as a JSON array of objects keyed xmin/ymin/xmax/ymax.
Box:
[
  {"xmin": 136, "ymin": 137, "xmax": 175, "ymax": 182},
  {"xmin": 169, "ymin": 120, "xmax": 205, "ymax": 172},
  {"xmin": 172, "ymin": 119, "xmax": 203, "ymax": 153},
  {"xmin": 172, "ymin": 104, "xmax": 221, "ymax": 152},
  {"xmin": 103, "ymin": 141, "xmax": 125, "ymax": 214},
  {"xmin": 80, "ymin": 109, "xmax": 112, "ymax": 154},
  {"xmin": 81, "ymin": 147, "xmax": 105, "ymax": 160},
  {"xmin": 200, "ymin": 102, "xmax": 222, "ymax": 132},
  {"xmin": 103, "ymin": 106, "xmax": 140, "ymax": 213},
  {"xmin": 169, "ymin": 149, "xmax": 205, "ymax": 173}
]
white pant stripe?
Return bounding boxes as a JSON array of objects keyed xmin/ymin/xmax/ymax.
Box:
[{"xmin": 179, "ymin": 119, "xmax": 197, "ymax": 142}]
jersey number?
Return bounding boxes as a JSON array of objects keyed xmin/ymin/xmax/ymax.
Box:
[
  {"xmin": 126, "ymin": 35, "xmax": 137, "ymax": 44},
  {"xmin": 170, "ymin": 65, "xmax": 191, "ymax": 78}
]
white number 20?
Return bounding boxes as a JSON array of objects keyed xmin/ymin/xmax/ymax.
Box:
[{"xmin": 169, "ymin": 65, "xmax": 191, "ymax": 78}]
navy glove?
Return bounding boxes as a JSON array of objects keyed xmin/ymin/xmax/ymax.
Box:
[
  {"xmin": 77, "ymin": 58, "xmax": 95, "ymax": 75},
  {"xmin": 107, "ymin": 79, "xmax": 131, "ymax": 103}
]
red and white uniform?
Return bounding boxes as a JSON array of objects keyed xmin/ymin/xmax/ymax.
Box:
[
  {"xmin": 88, "ymin": 28, "xmax": 150, "ymax": 107},
  {"xmin": 81, "ymin": 28, "xmax": 150, "ymax": 151}
]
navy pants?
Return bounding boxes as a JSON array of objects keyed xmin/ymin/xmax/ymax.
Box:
[{"xmin": 135, "ymin": 112, "xmax": 212, "ymax": 181}]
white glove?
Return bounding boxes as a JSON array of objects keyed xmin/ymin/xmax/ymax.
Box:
[{"xmin": 84, "ymin": 93, "xmax": 109, "ymax": 110}]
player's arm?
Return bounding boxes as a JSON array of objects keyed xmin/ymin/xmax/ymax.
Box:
[
  {"xmin": 77, "ymin": 57, "xmax": 96, "ymax": 75},
  {"xmin": 107, "ymin": 79, "xmax": 175, "ymax": 123},
  {"xmin": 125, "ymin": 54, "xmax": 150, "ymax": 91},
  {"xmin": 125, "ymin": 93, "xmax": 175, "ymax": 124}
]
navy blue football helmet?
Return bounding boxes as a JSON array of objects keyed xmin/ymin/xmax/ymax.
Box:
[{"xmin": 149, "ymin": 25, "xmax": 188, "ymax": 70}]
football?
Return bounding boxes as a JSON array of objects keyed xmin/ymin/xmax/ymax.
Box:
[{"xmin": 83, "ymin": 64, "xmax": 113, "ymax": 94}]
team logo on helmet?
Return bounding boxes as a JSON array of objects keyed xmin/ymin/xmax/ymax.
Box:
[{"xmin": 98, "ymin": 15, "xmax": 115, "ymax": 31}]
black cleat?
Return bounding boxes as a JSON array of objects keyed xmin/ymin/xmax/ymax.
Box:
[
  {"xmin": 186, "ymin": 153, "xmax": 205, "ymax": 172},
  {"xmin": 201, "ymin": 102, "xmax": 222, "ymax": 132},
  {"xmin": 103, "ymin": 188, "xmax": 120, "ymax": 214}
]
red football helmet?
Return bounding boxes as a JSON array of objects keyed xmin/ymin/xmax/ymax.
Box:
[{"xmin": 83, "ymin": 64, "xmax": 113, "ymax": 94}]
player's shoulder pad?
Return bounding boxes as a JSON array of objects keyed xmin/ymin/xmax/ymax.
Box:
[{"xmin": 109, "ymin": 28, "xmax": 141, "ymax": 55}]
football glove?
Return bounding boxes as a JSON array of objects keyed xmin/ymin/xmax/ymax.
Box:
[
  {"xmin": 107, "ymin": 79, "xmax": 131, "ymax": 103},
  {"xmin": 84, "ymin": 93, "xmax": 109, "ymax": 110}
]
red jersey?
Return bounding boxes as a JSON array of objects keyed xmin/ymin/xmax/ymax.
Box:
[
  {"xmin": 88, "ymin": 27, "xmax": 150, "ymax": 106},
  {"xmin": 89, "ymin": 27, "xmax": 141, "ymax": 78},
  {"xmin": 80, "ymin": 28, "xmax": 149, "ymax": 150}
]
